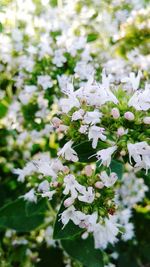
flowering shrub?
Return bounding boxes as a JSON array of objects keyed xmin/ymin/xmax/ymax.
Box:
[{"xmin": 0, "ymin": 0, "xmax": 150, "ymax": 267}]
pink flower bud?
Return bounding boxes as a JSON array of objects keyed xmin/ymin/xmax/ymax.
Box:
[
  {"xmin": 64, "ymin": 197, "xmax": 74, "ymax": 207},
  {"xmin": 84, "ymin": 165, "xmax": 93, "ymax": 177},
  {"xmin": 143, "ymin": 117, "xmax": 150, "ymax": 124},
  {"xmin": 63, "ymin": 166, "xmax": 70, "ymax": 174},
  {"xmin": 52, "ymin": 117, "xmax": 62, "ymax": 128},
  {"xmin": 117, "ymin": 127, "xmax": 125, "ymax": 137},
  {"xmin": 111, "ymin": 108, "xmax": 120, "ymax": 119},
  {"xmin": 50, "ymin": 181, "xmax": 59, "ymax": 188},
  {"xmin": 95, "ymin": 181, "xmax": 104, "ymax": 189},
  {"xmin": 124, "ymin": 111, "xmax": 135, "ymax": 121}
]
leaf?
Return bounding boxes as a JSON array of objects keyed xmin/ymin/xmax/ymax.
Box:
[
  {"xmin": 110, "ymin": 160, "xmax": 124, "ymax": 180},
  {"xmin": 26, "ymin": 198, "xmax": 48, "ymax": 216},
  {"xmin": 73, "ymin": 141, "xmax": 107, "ymax": 163},
  {"xmin": 0, "ymin": 198, "xmax": 46, "ymax": 232},
  {"xmin": 87, "ymin": 33, "xmax": 99, "ymax": 42},
  {"xmin": 61, "ymin": 236, "xmax": 104, "ymax": 267},
  {"xmin": 0, "ymin": 22, "xmax": 3, "ymax": 32},
  {"xmin": 0, "ymin": 102, "xmax": 8, "ymax": 118},
  {"xmin": 37, "ymin": 246, "xmax": 64, "ymax": 267},
  {"xmin": 53, "ymin": 201, "xmax": 83, "ymax": 240}
]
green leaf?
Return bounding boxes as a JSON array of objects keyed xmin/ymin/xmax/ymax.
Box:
[
  {"xmin": 37, "ymin": 246, "xmax": 64, "ymax": 267},
  {"xmin": 61, "ymin": 236, "xmax": 104, "ymax": 267},
  {"xmin": 0, "ymin": 102, "xmax": 8, "ymax": 118},
  {"xmin": 87, "ymin": 33, "xmax": 99, "ymax": 42},
  {"xmin": 110, "ymin": 160, "xmax": 124, "ymax": 180},
  {"xmin": 53, "ymin": 201, "xmax": 83, "ymax": 240},
  {"xmin": 0, "ymin": 198, "xmax": 46, "ymax": 232},
  {"xmin": 0, "ymin": 22, "xmax": 3, "ymax": 33},
  {"xmin": 73, "ymin": 141, "xmax": 107, "ymax": 163}
]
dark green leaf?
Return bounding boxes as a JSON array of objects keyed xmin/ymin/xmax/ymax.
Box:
[
  {"xmin": 61, "ymin": 236, "xmax": 104, "ymax": 267},
  {"xmin": 110, "ymin": 160, "xmax": 124, "ymax": 180},
  {"xmin": 37, "ymin": 246, "xmax": 64, "ymax": 267},
  {"xmin": 73, "ymin": 141, "xmax": 107, "ymax": 163},
  {"xmin": 0, "ymin": 199, "xmax": 46, "ymax": 232}
]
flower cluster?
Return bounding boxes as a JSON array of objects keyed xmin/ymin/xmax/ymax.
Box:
[{"xmin": 0, "ymin": 0, "xmax": 149, "ymax": 267}]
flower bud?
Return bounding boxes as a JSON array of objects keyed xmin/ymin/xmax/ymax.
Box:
[
  {"xmin": 84, "ymin": 165, "xmax": 93, "ymax": 177},
  {"xmin": 81, "ymin": 232, "xmax": 89, "ymax": 240},
  {"xmin": 124, "ymin": 111, "xmax": 135, "ymax": 121},
  {"xmin": 64, "ymin": 197, "xmax": 74, "ymax": 207},
  {"xmin": 63, "ymin": 166, "xmax": 70, "ymax": 174},
  {"xmin": 95, "ymin": 181, "xmax": 104, "ymax": 189},
  {"xmin": 111, "ymin": 108, "xmax": 120, "ymax": 119},
  {"xmin": 50, "ymin": 181, "xmax": 59, "ymax": 188},
  {"xmin": 117, "ymin": 127, "xmax": 125, "ymax": 137},
  {"xmin": 143, "ymin": 116, "xmax": 150, "ymax": 124},
  {"xmin": 52, "ymin": 117, "xmax": 62, "ymax": 128}
]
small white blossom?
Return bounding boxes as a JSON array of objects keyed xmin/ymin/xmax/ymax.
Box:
[
  {"xmin": 78, "ymin": 187, "xmax": 95, "ymax": 203},
  {"xmin": 96, "ymin": 146, "xmax": 117, "ymax": 167},
  {"xmin": 61, "ymin": 206, "xmax": 86, "ymax": 226},
  {"xmin": 121, "ymin": 71, "xmax": 142, "ymax": 91},
  {"xmin": 127, "ymin": 141, "xmax": 150, "ymax": 173},
  {"xmin": 23, "ymin": 189, "xmax": 37, "ymax": 203},
  {"xmin": 88, "ymin": 126, "xmax": 106, "ymax": 149},
  {"xmin": 83, "ymin": 110, "xmax": 102, "ymax": 125},
  {"xmin": 100, "ymin": 171, "xmax": 118, "ymax": 187},
  {"xmin": 57, "ymin": 140, "xmax": 78, "ymax": 162},
  {"xmin": 128, "ymin": 84, "xmax": 150, "ymax": 111},
  {"xmin": 72, "ymin": 109, "xmax": 84, "ymax": 121}
]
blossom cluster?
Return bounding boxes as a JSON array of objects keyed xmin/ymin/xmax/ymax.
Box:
[{"xmin": 0, "ymin": 0, "xmax": 149, "ymax": 267}]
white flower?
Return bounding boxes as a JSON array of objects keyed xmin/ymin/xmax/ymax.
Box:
[
  {"xmin": 41, "ymin": 190, "xmax": 55, "ymax": 200},
  {"xmin": 52, "ymin": 49, "xmax": 66, "ymax": 67},
  {"xmin": 96, "ymin": 146, "xmax": 117, "ymax": 167},
  {"xmin": 23, "ymin": 189, "xmax": 37, "ymax": 203},
  {"xmin": 121, "ymin": 70, "xmax": 142, "ymax": 91},
  {"xmin": 93, "ymin": 215, "xmax": 119, "ymax": 249},
  {"xmin": 78, "ymin": 187, "xmax": 95, "ymax": 203},
  {"xmin": 128, "ymin": 84, "xmax": 150, "ymax": 111},
  {"xmin": 72, "ymin": 109, "xmax": 84, "ymax": 121},
  {"xmin": 79, "ymin": 125, "xmax": 88, "ymax": 134},
  {"xmin": 127, "ymin": 141, "xmax": 150, "ymax": 173},
  {"xmin": 61, "ymin": 206, "xmax": 86, "ymax": 226},
  {"xmin": 83, "ymin": 110, "xmax": 102, "ymax": 125},
  {"xmin": 37, "ymin": 75, "xmax": 53, "ymax": 90},
  {"xmin": 38, "ymin": 180, "xmax": 50, "ymax": 193},
  {"xmin": 93, "ymin": 224, "xmax": 108, "ymax": 249},
  {"xmin": 122, "ymin": 223, "xmax": 134, "ymax": 241},
  {"xmin": 13, "ymin": 162, "xmax": 36, "ymax": 182},
  {"xmin": 63, "ymin": 174, "xmax": 80, "ymax": 199},
  {"xmin": 118, "ymin": 172, "xmax": 148, "ymax": 207},
  {"xmin": 101, "ymin": 69, "xmax": 112, "ymax": 90},
  {"xmin": 59, "ymin": 93, "xmax": 80, "ymax": 113},
  {"xmin": 57, "ymin": 140, "xmax": 78, "ymax": 162},
  {"xmin": 32, "ymin": 159, "xmax": 57, "ymax": 179},
  {"xmin": 100, "ymin": 171, "xmax": 118, "ymax": 187},
  {"xmin": 80, "ymin": 212, "xmax": 98, "ymax": 232},
  {"xmin": 88, "ymin": 126, "xmax": 106, "ymax": 149},
  {"xmin": 104, "ymin": 216, "xmax": 119, "ymax": 244}
]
